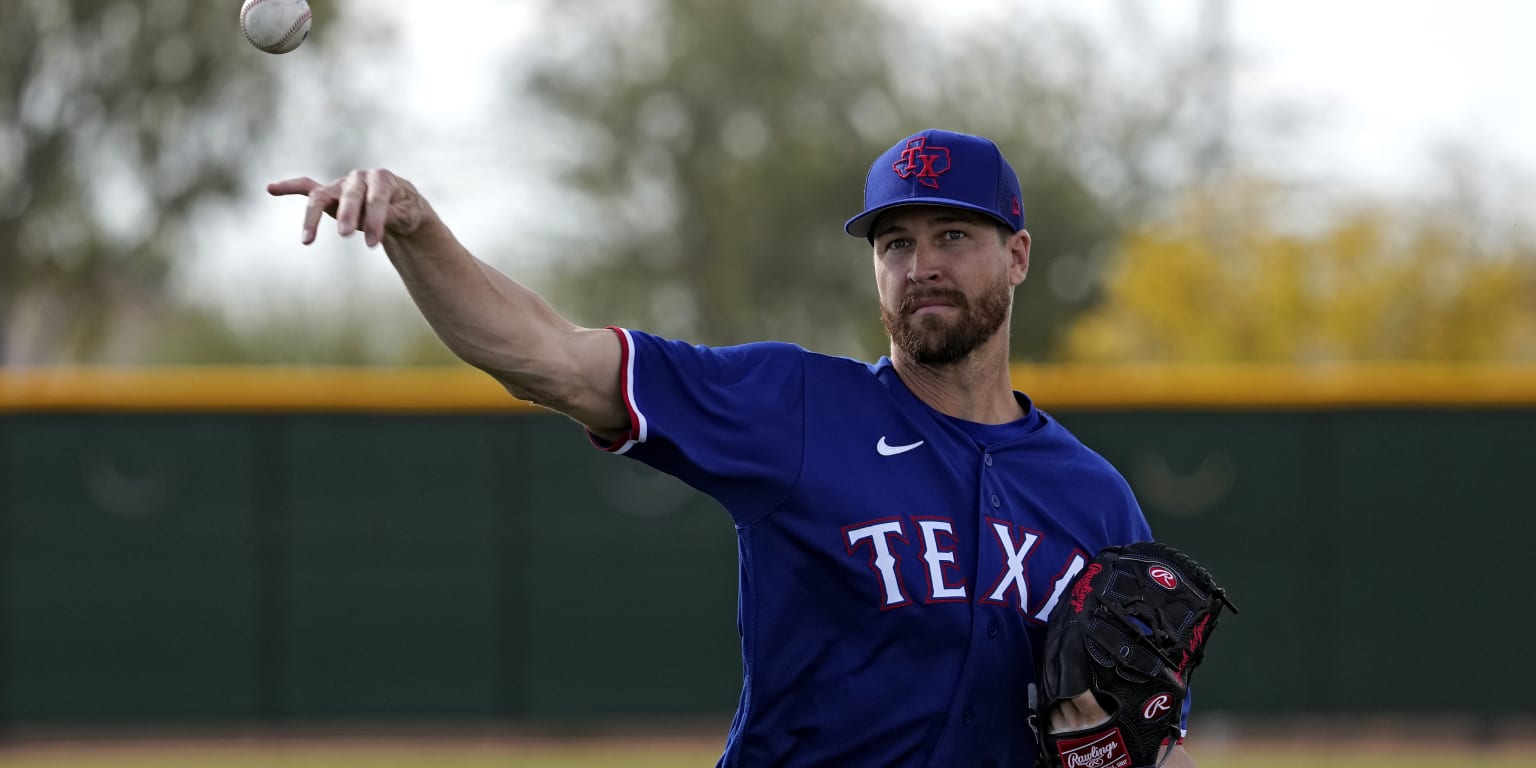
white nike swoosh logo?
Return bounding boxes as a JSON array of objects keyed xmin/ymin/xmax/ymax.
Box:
[{"xmin": 876, "ymin": 436, "xmax": 925, "ymax": 456}]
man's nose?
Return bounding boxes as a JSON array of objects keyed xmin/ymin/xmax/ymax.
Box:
[{"xmin": 907, "ymin": 243, "xmax": 941, "ymax": 283}]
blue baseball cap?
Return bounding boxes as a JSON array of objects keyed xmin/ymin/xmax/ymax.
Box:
[{"xmin": 844, "ymin": 128, "xmax": 1025, "ymax": 240}]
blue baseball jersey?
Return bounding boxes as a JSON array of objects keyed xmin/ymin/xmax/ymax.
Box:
[{"xmin": 592, "ymin": 328, "xmax": 1156, "ymax": 768}]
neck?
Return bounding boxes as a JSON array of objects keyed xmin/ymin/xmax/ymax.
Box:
[{"xmin": 890, "ymin": 330, "xmax": 1023, "ymax": 424}]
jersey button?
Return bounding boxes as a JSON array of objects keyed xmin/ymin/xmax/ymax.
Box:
[
  {"xmin": 983, "ymin": 453, "xmax": 993, "ymax": 467},
  {"xmin": 987, "ymin": 622, "xmax": 999, "ymax": 638},
  {"xmin": 962, "ymin": 709, "xmax": 976, "ymax": 726},
  {"xmin": 990, "ymin": 493, "xmax": 1000, "ymax": 508}
]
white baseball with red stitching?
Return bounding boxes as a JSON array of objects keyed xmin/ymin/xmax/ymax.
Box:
[{"xmin": 240, "ymin": 0, "xmax": 312, "ymax": 54}]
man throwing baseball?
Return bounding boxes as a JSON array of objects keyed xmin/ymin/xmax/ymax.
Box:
[{"xmin": 270, "ymin": 128, "xmax": 1203, "ymax": 767}]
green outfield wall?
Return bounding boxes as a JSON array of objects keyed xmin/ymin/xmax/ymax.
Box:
[{"xmin": 0, "ymin": 366, "xmax": 1531, "ymax": 723}]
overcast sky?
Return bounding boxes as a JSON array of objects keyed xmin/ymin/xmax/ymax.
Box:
[
  {"xmin": 190, "ymin": 0, "xmax": 1536, "ymax": 324},
  {"xmin": 1232, "ymin": 0, "xmax": 1536, "ymax": 184}
]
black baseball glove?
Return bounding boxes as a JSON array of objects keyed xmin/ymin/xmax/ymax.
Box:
[{"xmin": 1031, "ymin": 541, "xmax": 1237, "ymax": 768}]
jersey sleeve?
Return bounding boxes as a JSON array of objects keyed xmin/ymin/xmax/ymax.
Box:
[
  {"xmin": 1115, "ymin": 476, "xmax": 1155, "ymax": 544},
  {"xmin": 588, "ymin": 327, "xmax": 807, "ymax": 525}
]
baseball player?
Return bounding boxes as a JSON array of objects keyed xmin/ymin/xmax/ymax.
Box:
[{"xmin": 269, "ymin": 128, "xmax": 1199, "ymax": 767}]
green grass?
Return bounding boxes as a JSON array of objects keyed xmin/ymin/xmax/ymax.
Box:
[
  {"xmin": 0, "ymin": 749, "xmax": 719, "ymax": 768},
  {"xmin": 1192, "ymin": 757, "xmax": 1536, "ymax": 768},
  {"xmin": 4, "ymin": 746, "xmax": 1534, "ymax": 768}
]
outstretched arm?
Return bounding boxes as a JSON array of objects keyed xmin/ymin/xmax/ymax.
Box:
[{"xmin": 268, "ymin": 170, "xmax": 629, "ymax": 440}]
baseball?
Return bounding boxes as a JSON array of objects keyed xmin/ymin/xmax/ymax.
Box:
[{"xmin": 240, "ymin": 0, "xmax": 312, "ymax": 54}]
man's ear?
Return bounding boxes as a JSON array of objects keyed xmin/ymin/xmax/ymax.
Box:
[{"xmin": 1009, "ymin": 229, "xmax": 1031, "ymax": 286}]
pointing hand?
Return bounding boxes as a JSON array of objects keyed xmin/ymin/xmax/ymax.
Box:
[{"xmin": 267, "ymin": 169, "xmax": 432, "ymax": 248}]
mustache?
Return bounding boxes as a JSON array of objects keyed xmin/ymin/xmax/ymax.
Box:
[{"xmin": 900, "ymin": 288, "xmax": 969, "ymax": 315}]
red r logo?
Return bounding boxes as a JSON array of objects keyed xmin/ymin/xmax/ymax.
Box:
[
  {"xmin": 893, "ymin": 138, "xmax": 951, "ymax": 189},
  {"xmin": 1142, "ymin": 693, "xmax": 1173, "ymax": 720},
  {"xmin": 1149, "ymin": 565, "xmax": 1178, "ymax": 590}
]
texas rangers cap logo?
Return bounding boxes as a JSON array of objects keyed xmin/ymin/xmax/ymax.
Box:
[
  {"xmin": 892, "ymin": 137, "xmax": 951, "ymax": 189},
  {"xmin": 1148, "ymin": 565, "xmax": 1179, "ymax": 590}
]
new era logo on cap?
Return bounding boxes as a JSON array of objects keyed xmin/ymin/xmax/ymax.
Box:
[{"xmin": 844, "ymin": 128, "xmax": 1025, "ymax": 239}]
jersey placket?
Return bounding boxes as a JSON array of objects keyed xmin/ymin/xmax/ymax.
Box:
[{"xmin": 927, "ymin": 444, "xmax": 1012, "ymax": 768}]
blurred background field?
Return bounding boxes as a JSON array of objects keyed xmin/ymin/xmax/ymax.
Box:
[
  {"xmin": 7, "ymin": 0, "xmax": 1536, "ymax": 367},
  {"xmin": 3, "ymin": 727, "xmax": 1536, "ymax": 768},
  {"xmin": 5, "ymin": 749, "xmax": 1534, "ymax": 768},
  {"xmin": 4, "ymin": 0, "xmax": 1536, "ymax": 766}
]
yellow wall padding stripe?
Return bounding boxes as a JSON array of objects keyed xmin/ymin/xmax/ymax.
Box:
[
  {"xmin": 1013, "ymin": 363, "xmax": 1536, "ymax": 410},
  {"xmin": 0, "ymin": 367, "xmax": 541, "ymax": 413},
  {"xmin": 2, "ymin": 364, "xmax": 1535, "ymax": 413}
]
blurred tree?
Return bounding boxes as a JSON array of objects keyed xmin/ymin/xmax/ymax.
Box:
[
  {"xmin": 150, "ymin": 301, "xmax": 460, "ymax": 367},
  {"xmin": 521, "ymin": 0, "xmax": 1219, "ymax": 360},
  {"xmin": 521, "ymin": 0, "xmax": 904, "ymax": 357},
  {"xmin": 0, "ymin": 0, "xmax": 379, "ymax": 365},
  {"xmin": 1065, "ymin": 175, "xmax": 1536, "ymax": 362}
]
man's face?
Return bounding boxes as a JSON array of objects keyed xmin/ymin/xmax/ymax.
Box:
[{"xmin": 871, "ymin": 206, "xmax": 1029, "ymax": 365}]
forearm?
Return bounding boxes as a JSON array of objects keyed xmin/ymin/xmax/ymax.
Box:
[
  {"xmin": 381, "ymin": 217, "xmax": 584, "ymax": 407},
  {"xmin": 270, "ymin": 169, "xmax": 625, "ymax": 432}
]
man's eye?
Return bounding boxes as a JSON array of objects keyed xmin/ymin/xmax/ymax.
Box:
[
  {"xmin": 942, "ymin": 230, "xmax": 967, "ymax": 241},
  {"xmin": 883, "ymin": 238, "xmax": 913, "ymax": 251}
]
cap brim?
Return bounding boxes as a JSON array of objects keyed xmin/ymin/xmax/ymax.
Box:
[{"xmin": 843, "ymin": 198, "xmax": 1016, "ymax": 240}]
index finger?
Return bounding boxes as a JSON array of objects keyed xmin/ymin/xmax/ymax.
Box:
[{"xmin": 267, "ymin": 177, "xmax": 322, "ymax": 197}]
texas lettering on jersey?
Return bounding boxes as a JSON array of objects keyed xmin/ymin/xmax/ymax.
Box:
[{"xmin": 845, "ymin": 515, "xmax": 1086, "ymax": 621}]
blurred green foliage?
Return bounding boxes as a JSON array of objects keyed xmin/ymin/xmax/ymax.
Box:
[
  {"xmin": 524, "ymin": 0, "xmax": 1219, "ymax": 360},
  {"xmin": 6, "ymin": 2, "xmax": 1530, "ymax": 366},
  {"xmin": 0, "ymin": 0, "xmax": 372, "ymax": 365}
]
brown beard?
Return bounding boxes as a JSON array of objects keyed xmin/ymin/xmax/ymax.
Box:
[{"xmin": 881, "ymin": 276, "xmax": 1012, "ymax": 365}]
